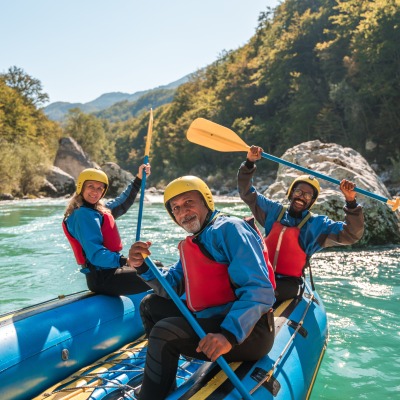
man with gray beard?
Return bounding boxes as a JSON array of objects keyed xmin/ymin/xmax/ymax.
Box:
[{"xmin": 128, "ymin": 175, "xmax": 275, "ymax": 400}]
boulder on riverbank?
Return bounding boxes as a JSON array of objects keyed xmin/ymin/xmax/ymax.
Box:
[
  {"xmin": 47, "ymin": 138, "xmax": 137, "ymax": 198},
  {"xmin": 41, "ymin": 166, "xmax": 75, "ymax": 197},
  {"xmin": 54, "ymin": 137, "xmax": 99, "ymax": 179},
  {"xmin": 261, "ymin": 140, "xmax": 400, "ymax": 246},
  {"xmin": 102, "ymin": 162, "xmax": 135, "ymax": 198}
]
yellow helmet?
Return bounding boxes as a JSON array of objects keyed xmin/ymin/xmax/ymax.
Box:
[
  {"xmin": 287, "ymin": 175, "xmax": 320, "ymax": 207},
  {"xmin": 76, "ymin": 168, "xmax": 109, "ymax": 198},
  {"xmin": 164, "ymin": 176, "xmax": 214, "ymax": 221}
]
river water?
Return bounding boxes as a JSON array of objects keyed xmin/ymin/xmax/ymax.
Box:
[{"xmin": 0, "ymin": 198, "xmax": 399, "ymax": 399}]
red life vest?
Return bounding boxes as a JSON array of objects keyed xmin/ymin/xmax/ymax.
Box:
[
  {"xmin": 244, "ymin": 217, "xmax": 276, "ymax": 289},
  {"xmin": 101, "ymin": 212, "xmax": 123, "ymax": 252},
  {"xmin": 62, "ymin": 212, "xmax": 123, "ymax": 266},
  {"xmin": 178, "ymin": 236, "xmax": 236, "ymax": 312},
  {"xmin": 264, "ymin": 208, "xmax": 311, "ymax": 278}
]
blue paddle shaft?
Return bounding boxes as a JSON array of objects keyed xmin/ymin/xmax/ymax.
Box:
[
  {"xmin": 261, "ymin": 151, "xmax": 388, "ymax": 203},
  {"xmin": 136, "ymin": 155, "xmax": 149, "ymax": 241},
  {"xmin": 144, "ymin": 256, "xmax": 254, "ymax": 400}
]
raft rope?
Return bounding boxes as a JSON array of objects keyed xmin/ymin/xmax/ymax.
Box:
[
  {"xmin": 249, "ymin": 280, "xmax": 316, "ymax": 395},
  {"xmin": 39, "ymin": 339, "xmax": 202, "ymax": 399}
]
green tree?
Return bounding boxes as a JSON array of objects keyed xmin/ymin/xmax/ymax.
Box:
[
  {"xmin": 0, "ymin": 75, "xmax": 62, "ymax": 196},
  {"xmin": 346, "ymin": 0, "xmax": 400, "ymax": 163},
  {"xmin": 1, "ymin": 66, "xmax": 49, "ymax": 107},
  {"xmin": 0, "ymin": 142, "xmax": 22, "ymax": 194},
  {"xmin": 0, "ymin": 79, "xmax": 36, "ymax": 144},
  {"xmin": 317, "ymin": 0, "xmax": 400, "ymax": 161},
  {"xmin": 63, "ymin": 109, "xmax": 115, "ymax": 164}
]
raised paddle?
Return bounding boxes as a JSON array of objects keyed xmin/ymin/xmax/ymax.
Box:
[
  {"xmin": 141, "ymin": 255, "xmax": 255, "ymax": 400},
  {"xmin": 187, "ymin": 118, "xmax": 400, "ymax": 211},
  {"xmin": 136, "ymin": 109, "xmax": 153, "ymax": 241}
]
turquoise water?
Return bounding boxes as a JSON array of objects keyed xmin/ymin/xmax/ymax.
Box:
[{"xmin": 0, "ymin": 199, "xmax": 399, "ymax": 399}]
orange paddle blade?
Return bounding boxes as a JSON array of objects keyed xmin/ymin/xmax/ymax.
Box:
[
  {"xmin": 144, "ymin": 108, "xmax": 153, "ymax": 157},
  {"xmin": 387, "ymin": 197, "xmax": 400, "ymax": 211},
  {"xmin": 187, "ymin": 118, "xmax": 249, "ymax": 153}
]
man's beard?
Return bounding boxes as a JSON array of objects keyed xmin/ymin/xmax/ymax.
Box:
[
  {"xmin": 289, "ymin": 200, "xmax": 307, "ymax": 218},
  {"xmin": 179, "ymin": 214, "xmax": 202, "ymax": 233}
]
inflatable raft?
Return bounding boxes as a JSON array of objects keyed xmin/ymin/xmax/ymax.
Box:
[{"xmin": 0, "ymin": 281, "xmax": 328, "ymax": 400}]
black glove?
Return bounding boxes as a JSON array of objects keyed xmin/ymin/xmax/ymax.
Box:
[{"xmin": 119, "ymin": 256, "xmax": 128, "ymax": 267}]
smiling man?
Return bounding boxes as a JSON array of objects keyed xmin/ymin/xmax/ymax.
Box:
[
  {"xmin": 238, "ymin": 146, "xmax": 365, "ymax": 303},
  {"xmin": 128, "ymin": 176, "xmax": 275, "ymax": 400}
]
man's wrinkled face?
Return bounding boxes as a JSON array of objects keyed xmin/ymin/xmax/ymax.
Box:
[
  {"xmin": 289, "ymin": 182, "xmax": 315, "ymax": 212},
  {"xmin": 169, "ymin": 191, "xmax": 209, "ymax": 233}
]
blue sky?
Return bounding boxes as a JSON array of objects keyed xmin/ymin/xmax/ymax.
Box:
[{"xmin": 1, "ymin": 0, "xmax": 279, "ymax": 104}]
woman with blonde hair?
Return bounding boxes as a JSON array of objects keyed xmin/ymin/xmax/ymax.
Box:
[{"xmin": 63, "ymin": 165, "xmax": 151, "ymax": 295}]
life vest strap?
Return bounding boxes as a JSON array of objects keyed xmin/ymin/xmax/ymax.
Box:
[
  {"xmin": 272, "ymin": 226, "xmax": 287, "ymax": 271},
  {"xmin": 277, "ymin": 206, "xmax": 313, "ymax": 228}
]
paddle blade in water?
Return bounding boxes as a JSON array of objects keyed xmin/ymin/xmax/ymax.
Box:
[{"xmin": 187, "ymin": 118, "xmax": 249, "ymax": 153}]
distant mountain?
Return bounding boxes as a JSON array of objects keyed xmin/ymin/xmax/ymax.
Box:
[
  {"xmin": 94, "ymin": 88, "xmax": 176, "ymax": 123},
  {"xmin": 44, "ymin": 75, "xmax": 190, "ymax": 121}
]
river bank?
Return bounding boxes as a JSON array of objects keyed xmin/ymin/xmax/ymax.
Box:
[{"xmin": 2, "ymin": 182, "xmax": 396, "ymax": 207}]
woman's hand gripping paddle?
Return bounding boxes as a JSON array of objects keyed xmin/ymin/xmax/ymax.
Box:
[{"xmin": 186, "ymin": 118, "xmax": 400, "ymax": 211}]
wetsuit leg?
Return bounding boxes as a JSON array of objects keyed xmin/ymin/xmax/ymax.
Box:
[
  {"xmin": 274, "ymin": 276, "xmax": 303, "ymax": 303},
  {"xmin": 85, "ymin": 267, "xmax": 150, "ymax": 295},
  {"xmin": 140, "ymin": 294, "xmax": 183, "ymax": 336},
  {"xmin": 138, "ymin": 312, "xmax": 274, "ymax": 400}
]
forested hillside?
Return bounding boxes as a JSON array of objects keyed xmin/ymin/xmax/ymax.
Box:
[
  {"xmin": 140, "ymin": 0, "xmax": 400, "ymax": 186},
  {"xmin": 1, "ymin": 0, "xmax": 399, "ymax": 196},
  {"xmin": 0, "ymin": 67, "xmax": 62, "ymax": 195}
]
